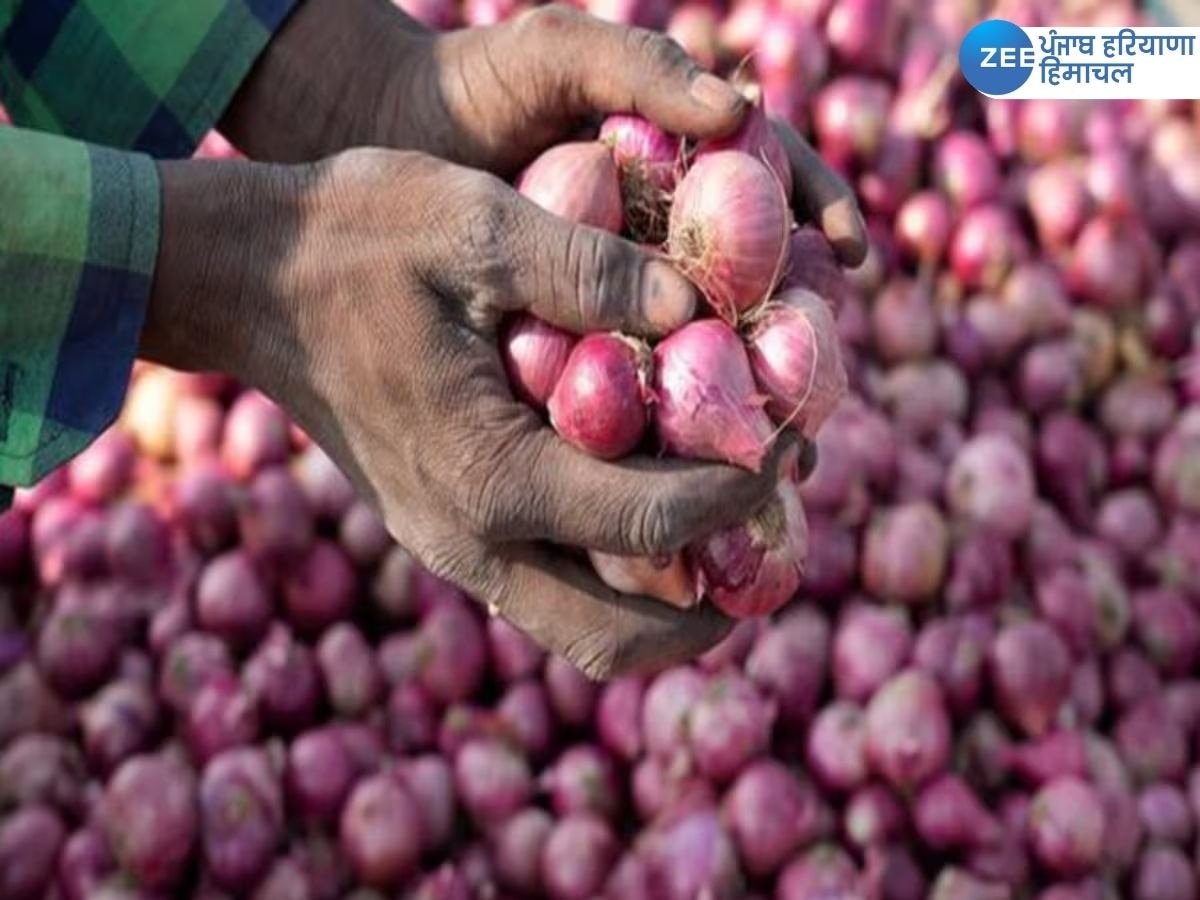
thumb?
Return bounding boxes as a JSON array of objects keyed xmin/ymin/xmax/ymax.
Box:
[
  {"xmin": 505, "ymin": 198, "xmax": 699, "ymax": 337},
  {"xmin": 518, "ymin": 6, "xmax": 747, "ymax": 140}
]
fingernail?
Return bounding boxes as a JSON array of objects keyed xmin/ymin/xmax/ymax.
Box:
[
  {"xmin": 642, "ymin": 260, "xmax": 697, "ymax": 333},
  {"xmin": 690, "ymin": 73, "xmax": 742, "ymax": 114}
]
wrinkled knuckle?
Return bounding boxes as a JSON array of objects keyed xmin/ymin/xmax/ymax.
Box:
[
  {"xmin": 567, "ymin": 637, "xmax": 625, "ymax": 681},
  {"xmin": 576, "ymin": 234, "xmax": 634, "ymax": 328},
  {"xmin": 458, "ymin": 177, "xmax": 517, "ymax": 286},
  {"xmin": 628, "ymin": 492, "xmax": 683, "ymax": 556},
  {"xmin": 517, "ymin": 4, "xmax": 580, "ymax": 41},
  {"xmin": 632, "ymin": 28, "xmax": 687, "ymax": 73},
  {"xmin": 420, "ymin": 536, "xmax": 500, "ymax": 599},
  {"xmin": 460, "ymin": 469, "xmax": 518, "ymax": 541}
]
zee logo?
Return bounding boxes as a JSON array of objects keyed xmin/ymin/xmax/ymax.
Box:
[
  {"xmin": 960, "ymin": 19, "xmax": 1036, "ymax": 95},
  {"xmin": 979, "ymin": 47, "xmax": 1038, "ymax": 68}
]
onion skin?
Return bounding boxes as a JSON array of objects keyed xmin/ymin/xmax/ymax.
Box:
[
  {"xmin": 668, "ymin": 151, "xmax": 792, "ymax": 320},
  {"xmin": 600, "ymin": 114, "xmax": 678, "ymax": 243},
  {"xmin": 517, "ymin": 141, "xmax": 624, "ymax": 233},
  {"xmin": 687, "ymin": 473, "xmax": 808, "ymax": 619},
  {"xmin": 864, "ymin": 669, "xmax": 952, "ymax": 791},
  {"xmin": 501, "ymin": 315, "xmax": 576, "ymax": 410},
  {"xmin": 654, "ymin": 319, "xmax": 776, "ymax": 472},
  {"xmin": 695, "ymin": 104, "xmax": 792, "ymax": 200},
  {"xmin": 746, "ymin": 289, "xmax": 847, "ymax": 438},
  {"xmin": 548, "ymin": 333, "xmax": 651, "ymax": 460},
  {"xmin": 589, "ymin": 551, "xmax": 697, "ymax": 608},
  {"xmin": 1028, "ymin": 777, "xmax": 1105, "ymax": 877}
]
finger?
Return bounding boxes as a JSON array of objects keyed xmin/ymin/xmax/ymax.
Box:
[
  {"xmin": 449, "ymin": 538, "xmax": 734, "ymax": 679},
  {"xmin": 518, "ymin": 6, "xmax": 746, "ymax": 139},
  {"xmin": 470, "ymin": 423, "xmax": 800, "ymax": 555},
  {"xmin": 495, "ymin": 194, "xmax": 698, "ymax": 337},
  {"xmin": 773, "ymin": 119, "xmax": 869, "ymax": 267}
]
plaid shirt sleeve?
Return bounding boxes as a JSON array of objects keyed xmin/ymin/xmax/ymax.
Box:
[{"xmin": 0, "ymin": 0, "xmax": 297, "ymax": 506}]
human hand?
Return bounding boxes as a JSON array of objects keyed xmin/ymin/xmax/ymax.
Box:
[
  {"xmin": 142, "ymin": 149, "xmax": 805, "ymax": 677},
  {"xmin": 221, "ymin": 0, "xmax": 867, "ymax": 265}
]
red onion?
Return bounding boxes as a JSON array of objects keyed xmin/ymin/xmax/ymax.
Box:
[
  {"xmin": 243, "ymin": 624, "xmax": 321, "ymax": 736},
  {"xmin": 914, "ymin": 773, "xmax": 1002, "ymax": 851},
  {"xmin": 654, "ymin": 319, "xmax": 776, "ymax": 471},
  {"xmin": 746, "ymin": 288, "xmax": 847, "ymax": 437},
  {"xmin": 935, "ymin": 132, "xmax": 1001, "ymax": 210},
  {"xmin": 544, "ymin": 655, "xmax": 599, "ymax": 727},
  {"xmin": 930, "ymin": 867, "xmax": 1011, "ymax": 900},
  {"xmin": 501, "ymin": 315, "xmax": 575, "ymax": 410},
  {"xmin": 640, "ymin": 806, "xmax": 743, "ymax": 900},
  {"xmin": 913, "ymin": 614, "xmax": 993, "ymax": 715},
  {"xmin": 316, "ymin": 623, "xmax": 383, "ymax": 718},
  {"xmin": 286, "ymin": 726, "xmax": 354, "ymax": 823},
  {"xmin": 492, "ymin": 807, "xmax": 553, "ymax": 895},
  {"xmin": 781, "ymin": 227, "xmax": 857, "ymax": 314},
  {"xmin": 589, "ymin": 551, "xmax": 697, "ymax": 608},
  {"xmin": 487, "ymin": 617, "xmax": 544, "ymax": 683},
  {"xmin": 806, "ymin": 700, "xmax": 869, "ymax": 792},
  {"xmin": 950, "ymin": 205, "xmax": 1028, "ymax": 291},
  {"xmin": 185, "ymin": 675, "xmax": 258, "ymax": 765},
  {"xmin": 686, "ymin": 670, "xmax": 774, "ymax": 781},
  {"xmin": 814, "ymin": 77, "xmax": 891, "ymax": 169},
  {"xmin": 896, "ymin": 190, "xmax": 953, "ymax": 265},
  {"xmin": 496, "ymin": 681, "xmax": 555, "ymax": 762},
  {"xmin": 862, "ymin": 501, "xmax": 949, "ymax": 604},
  {"xmin": 80, "ymin": 680, "xmax": 159, "ymax": 776},
  {"xmin": 825, "ymin": 0, "xmax": 896, "ymax": 72},
  {"xmin": 548, "ymin": 333, "xmax": 651, "ymax": 460},
  {"xmin": 540, "ymin": 813, "xmax": 619, "ymax": 900},
  {"xmin": 600, "ymin": 114, "xmax": 678, "ymax": 242},
  {"xmin": 339, "ymin": 773, "xmax": 422, "ymax": 889},
  {"xmin": 544, "ymin": 744, "xmax": 622, "ymax": 820},
  {"xmin": 1027, "ymin": 162, "xmax": 1090, "ymax": 249},
  {"xmin": 686, "ymin": 471, "xmax": 808, "ymax": 618},
  {"xmin": 865, "ymin": 669, "xmax": 952, "ymax": 791},
  {"xmin": 221, "ymin": 391, "xmax": 290, "ymax": 480},
  {"xmin": 667, "ymin": 151, "xmax": 791, "ymax": 320},
  {"xmin": 596, "ymin": 676, "xmax": 644, "ymax": 762},
  {"xmin": 198, "ymin": 747, "xmax": 283, "ymax": 892},
  {"xmin": 724, "ymin": 760, "xmax": 821, "ymax": 877},
  {"xmin": 68, "ymin": 429, "xmax": 135, "ymax": 504},
  {"xmin": 1074, "ymin": 218, "xmax": 1156, "ymax": 313},
  {"xmin": 947, "ymin": 433, "xmax": 1035, "ymax": 539},
  {"xmin": 833, "ymin": 604, "xmax": 913, "ymax": 701},
  {"xmin": 282, "ymin": 539, "xmax": 356, "ymax": 636},
  {"xmin": 518, "ymin": 141, "xmax": 624, "ymax": 233},
  {"xmin": 0, "ymin": 804, "xmax": 66, "ymax": 900},
  {"xmin": 641, "ymin": 666, "xmax": 705, "ymax": 759},
  {"xmin": 583, "ymin": 0, "xmax": 670, "ymax": 28},
  {"xmin": 1138, "ymin": 781, "xmax": 1193, "ymax": 846},
  {"xmin": 745, "ymin": 607, "xmax": 829, "ymax": 725},
  {"xmin": 415, "ymin": 604, "xmax": 487, "ymax": 705},
  {"xmin": 843, "ymin": 783, "xmax": 905, "ymax": 849},
  {"xmin": 101, "ymin": 753, "xmax": 198, "ymax": 890},
  {"xmin": 1116, "ymin": 699, "xmax": 1188, "ymax": 783},
  {"xmin": 1028, "ymin": 777, "xmax": 1105, "ymax": 877},
  {"xmin": 1133, "ymin": 845, "xmax": 1197, "ymax": 900},
  {"xmin": 696, "ymin": 104, "xmax": 792, "ymax": 200},
  {"xmin": 776, "ymin": 844, "xmax": 863, "ymax": 900}
]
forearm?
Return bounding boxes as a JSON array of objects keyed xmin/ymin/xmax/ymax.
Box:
[{"xmin": 219, "ymin": 0, "xmax": 435, "ymax": 162}]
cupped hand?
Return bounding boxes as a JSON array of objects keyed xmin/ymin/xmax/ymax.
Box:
[
  {"xmin": 221, "ymin": 0, "xmax": 867, "ymax": 265},
  {"xmin": 143, "ymin": 150, "xmax": 804, "ymax": 678}
]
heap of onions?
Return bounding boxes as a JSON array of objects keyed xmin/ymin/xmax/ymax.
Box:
[{"xmin": 8, "ymin": 0, "xmax": 1200, "ymax": 897}]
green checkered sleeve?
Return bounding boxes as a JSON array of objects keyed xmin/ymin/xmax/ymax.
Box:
[
  {"xmin": 0, "ymin": 126, "xmax": 158, "ymax": 499},
  {"xmin": 0, "ymin": 0, "xmax": 298, "ymax": 508},
  {"xmin": 0, "ymin": 0, "xmax": 297, "ymax": 156}
]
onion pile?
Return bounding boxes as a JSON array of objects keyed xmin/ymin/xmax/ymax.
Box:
[{"xmin": 5, "ymin": 0, "xmax": 1200, "ymax": 897}]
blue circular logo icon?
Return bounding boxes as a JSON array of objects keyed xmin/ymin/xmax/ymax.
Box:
[{"xmin": 960, "ymin": 19, "xmax": 1034, "ymax": 96}]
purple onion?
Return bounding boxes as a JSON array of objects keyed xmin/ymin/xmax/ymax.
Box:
[
  {"xmin": 454, "ymin": 737, "xmax": 532, "ymax": 825},
  {"xmin": 745, "ymin": 607, "xmax": 829, "ymax": 725},
  {"xmin": 596, "ymin": 676, "xmax": 644, "ymax": 762},
  {"xmin": 806, "ymin": 700, "xmax": 869, "ymax": 792},
  {"xmin": 199, "ymin": 747, "xmax": 283, "ymax": 892},
  {"xmin": 397, "ymin": 755, "xmax": 457, "ymax": 855},
  {"xmin": 687, "ymin": 670, "xmax": 774, "ymax": 783},
  {"xmin": 544, "ymin": 744, "xmax": 622, "ymax": 820},
  {"xmin": 0, "ymin": 804, "xmax": 66, "ymax": 900},
  {"xmin": 495, "ymin": 680, "xmax": 555, "ymax": 762},
  {"xmin": 316, "ymin": 623, "xmax": 383, "ymax": 719},
  {"xmin": 540, "ymin": 813, "xmax": 619, "ymax": 900},
  {"xmin": 286, "ymin": 726, "xmax": 354, "ymax": 822},
  {"xmin": 724, "ymin": 760, "xmax": 822, "ymax": 877}
]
